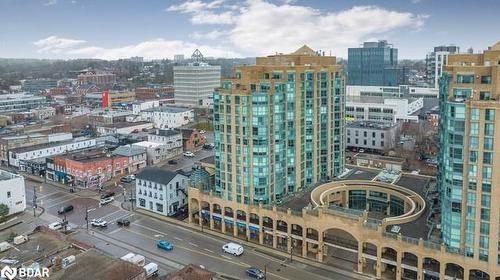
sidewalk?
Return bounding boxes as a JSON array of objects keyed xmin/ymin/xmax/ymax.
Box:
[{"xmin": 134, "ymin": 209, "xmax": 373, "ymax": 280}]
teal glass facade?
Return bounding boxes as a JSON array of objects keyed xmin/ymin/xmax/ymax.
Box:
[{"xmin": 213, "ymin": 68, "xmax": 345, "ymax": 205}]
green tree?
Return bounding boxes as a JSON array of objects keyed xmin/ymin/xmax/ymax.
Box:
[{"xmin": 0, "ymin": 204, "xmax": 9, "ymax": 217}]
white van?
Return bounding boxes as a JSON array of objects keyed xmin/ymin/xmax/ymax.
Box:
[
  {"xmin": 129, "ymin": 254, "xmax": 146, "ymax": 266},
  {"xmin": 143, "ymin": 263, "xmax": 158, "ymax": 278},
  {"xmin": 120, "ymin": 253, "xmax": 135, "ymax": 262},
  {"xmin": 222, "ymin": 243, "xmax": 243, "ymax": 256}
]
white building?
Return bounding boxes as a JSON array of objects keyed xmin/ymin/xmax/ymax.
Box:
[
  {"xmin": 346, "ymin": 85, "xmax": 438, "ymax": 99},
  {"xmin": 132, "ymin": 100, "xmax": 160, "ymax": 115},
  {"xmin": 147, "ymin": 129, "xmax": 183, "ymax": 150},
  {"xmin": 96, "ymin": 121, "xmax": 153, "ymax": 136},
  {"xmin": 346, "ymin": 96, "xmax": 423, "ymax": 123},
  {"xmin": 173, "ymin": 50, "xmax": 220, "ymax": 108},
  {"xmin": 426, "ymin": 45, "xmax": 460, "ymax": 88},
  {"xmin": 132, "ymin": 141, "xmax": 181, "ymax": 165},
  {"xmin": 140, "ymin": 107, "xmax": 194, "ymax": 129},
  {"xmin": 136, "ymin": 167, "xmax": 188, "ymax": 216},
  {"xmin": 30, "ymin": 107, "xmax": 56, "ymax": 120},
  {"xmin": 346, "ymin": 121, "xmax": 400, "ymax": 152},
  {"xmin": 8, "ymin": 138, "xmax": 97, "ymax": 168},
  {"xmin": 0, "ymin": 94, "xmax": 47, "ymax": 114},
  {"xmin": 0, "ymin": 169, "xmax": 26, "ymax": 215}
]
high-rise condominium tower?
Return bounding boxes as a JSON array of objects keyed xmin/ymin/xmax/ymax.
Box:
[
  {"xmin": 213, "ymin": 46, "xmax": 345, "ymax": 204},
  {"xmin": 439, "ymin": 42, "xmax": 500, "ymax": 265}
]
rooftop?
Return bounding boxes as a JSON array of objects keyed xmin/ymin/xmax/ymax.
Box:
[
  {"xmin": 166, "ymin": 264, "xmax": 215, "ymax": 280},
  {"xmin": 132, "ymin": 141, "xmax": 163, "ymax": 148},
  {"xmin": 153, "ymin": 129, "xmax": 182, "ymax": 137},
  {"xmin": 112, "ymin": 145, "xmax": 146, "ymax": 157},
  {"xmin": 0, "ymin": 169, "xmax": 20, "ymax": 181},
  {"xmin": 347, "ymin": 121, "xmax": 398, "ymax": 130},
  {"xmin": 99, "ymin": 121, "xmax": 152, "ymax": 129},
  {"xmin": 136, "ymin": 167, "xmax": 181, "ymax": 185},
  {"xmin": 57, "ymin": 148, "xmax": 124, "ymax": 163},
  {"xmin": 9, "ymin": 138, "xmax": 93, "ymax": 153},
  {"xmin": 143, "ymin": 106, "xmax": 193, "ymax": 113}
]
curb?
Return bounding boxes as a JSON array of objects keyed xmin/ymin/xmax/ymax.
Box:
[{"xmin": 134, "ymin": 209, "xmax": 373, "ymax": 280}]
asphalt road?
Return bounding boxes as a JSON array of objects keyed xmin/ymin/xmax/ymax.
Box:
[{"xmin": 21, "ymin": 179, "xmax": 364, "ymax": 280}]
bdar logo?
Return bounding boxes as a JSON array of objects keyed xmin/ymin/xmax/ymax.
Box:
[{"xmin": 1, "ymin": 265, "xmax": 17, "ymax": 280}]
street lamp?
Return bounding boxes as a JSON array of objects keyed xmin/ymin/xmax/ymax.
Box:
[
  {"xmin": 289, "ymin": 235, "xmax": 293, "ymax": 262},
  {"xmin": 32, "ymin": 186, "xmax": 38, "ymax": 217}
]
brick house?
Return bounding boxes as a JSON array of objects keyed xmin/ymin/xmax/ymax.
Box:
[{"xmin": 181, "ymin": 129, "xmax": 205, "ymax": 151}]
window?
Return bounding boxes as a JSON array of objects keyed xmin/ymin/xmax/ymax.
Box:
[
  {"xmin": 457, "ymin": 74, "xmax": 474, "ymax": 83},
  {"xmin": 480, "ymin": 92, "xmax": 491, "ymax": 100},
  {"xmin": 485, "ymin": 109, "xmax": 495, "ymax": 122},
  {"xmin": 481, "ymin": 76, "xmax": 492, "ymax": 84},
  {"xmin": 139, "ymin": 198, "xmax": 146, "ymax": 207},
  {"xmin": 483, "ymin": 152, "xmax": 493, "ymax": 165},
  {"xmin": 156, "ymin": 203, "xmax": 163, "ymax": 212},
  {"xmin": 6, "ymin": 191, "xmax": 10, "ymax": 198}
]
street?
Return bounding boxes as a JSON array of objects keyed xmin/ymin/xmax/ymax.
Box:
[{"xmin": 19, "ymin": 179, "xmax": 364, "ymax": 280}]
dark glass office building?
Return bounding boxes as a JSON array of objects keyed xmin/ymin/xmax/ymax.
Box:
[{"xmin": 347, "ymin": 40, "xmax": 407, "ymax": 86}]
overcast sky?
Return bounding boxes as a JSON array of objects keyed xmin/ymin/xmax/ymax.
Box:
[{"xmin": 0, "ymin": 0, "xmax": 498, "ymax": 60}]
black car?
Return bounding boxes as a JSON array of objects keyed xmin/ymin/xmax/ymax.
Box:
[
  {"xmin": 101, "ymin": 191, "xmax": 115, "ymax": 199},
  {"xmin": 57, "ymin": 205, "xmax": 74, "ymax": 215},
  {"xmin": 246, "ymin": 267, "xmax": 265, "ymax": 279},
  {"xmin": 203, "ymin": 143, "xmax": 214, "ymax": 150},
  {"xmin": 168, "ymin": 159, "xmax": 178, "ymax": 165},
  {"xmin": 116, "ymin": 218, "xmax": 130, "ymax": 226},
  {"xmin": 120, "ymin": 176, "xmax": 133, "ymax": 183}
]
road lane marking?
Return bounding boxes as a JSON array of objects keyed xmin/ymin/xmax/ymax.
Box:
[
  {"xmin": 108, "ymin": 213, "xmax": 134, "ymax": 224},
  {"xmin": 36, "ymin": 192, "xmax": 59, "ymax": 200},
  {"xmin": 44, "ymin": 196, "xmax": 76, "ymax": 208},
  {"xmin": 204, "ymin": 248, "xmax": 214, "ymax": 253},
  {"xmin": 174, "ymin": 237, "xmax": 183, "ymax": 241},
  {"xmin": 221, "ymin": 255, "xmax": 232, "ymax": 260},
  {"xmin": 108, "ymin": 228, "xmax": 122, "ymax": 234},
  {"xmin": 99, "ymin": 209, "xmax": 123, "ymax": 220},
  {"xmin": 189, "ymin": 242, "xmax": 198, "ymax": 247},
  {"xmin": 154, "ymin": 234, "xmax": 164, "ymax": 238}
]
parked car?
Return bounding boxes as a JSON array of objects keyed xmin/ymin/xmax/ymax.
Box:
[
  {"xmin": 183, "ymin": 151, "xmax": 195, "ymax": 157},
  {"xmin": 222, "ymin": 243, "xmax": 243, "ymax": 256},
  {"xmin": 91, "ymin": 218, "xmax": 108, "ymax": 227},
  {"xmin": 246, "ymin": 267, "xmax": 265, "ymax": 279},
  {"xmin": 48, "ymin": 222, "xmax": 63, "ymax": 230},
  {"xmin": 116, "ymin": 218, "xmax": 130, "ymax": 226},
  {"xmin": 168, "ymin": 159, "xmax": 178, "ymax": 165},
  {"xmin": 101, "ymin": 191, "xmax": 115, "ymax": 199},
  {"xmin": 99, "ymin": 196, "xmax": 114, "ymax": 206},
  {"xmin": 157, "ymin": 240, "xmax": 174, "ymax": 251},
  {"xmin": 203, "ymin": 143, "xmax": 214, "ymax": 150},
  {"xmin": 120, "ymin": 176, "xmax": 133, "ymax": 183},
  {"xmin": 57, "ymin": 205, "xmax": 74, "ymax": 215},
  {"xmin": 199, "ymin": 130, "xmax": 206, "ymax": 134}
]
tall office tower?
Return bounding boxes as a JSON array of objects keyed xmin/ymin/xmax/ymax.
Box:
[
  {"xmin": 174, "ymin": 49, "xmax": 221, "ymax": 108},
  {"xmin": 347, "ymin": 40, "xmax": 407, "ymax": 86},
  {"xmin": 426, "ymin": 45, "xmax": 460, "ymax": 88},
  {"xmin": 213, "ymin": 46, "xmax": 345, "ymax": 204},
  {"xmin": 439, "ymin": 42, "xmax": 500, "ymax": 264}
]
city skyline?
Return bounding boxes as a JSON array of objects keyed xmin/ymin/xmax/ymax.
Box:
[{"xmin": 0, "ymin": 0, "xmax": 498, "ymax": 60}]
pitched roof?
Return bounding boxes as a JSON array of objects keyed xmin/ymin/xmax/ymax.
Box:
[
  {"xmin": 292, "ymin": 45, "xmax": 316, "ymax": 56},
  {"xmin": 491, "ymin": 41, "xmax": 500, "ymax": 51},
  {"xmin": 166, "ymin": 264, "xmax": 215, "ymax": 280},
  {"xmin": 136, "ymin": 167, "xmax": 181, "ymax": 184},
  {"xmin": 112, "ymin": 145, "xmax": 146, "ymax": 157}
]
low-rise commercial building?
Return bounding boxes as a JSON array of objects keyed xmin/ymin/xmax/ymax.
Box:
[
  {"xmin": 112, "ymin": 145, "xmax": 147, "ymax": 173},
  {"xmin": 0, "ymin": 169, "xmax": 26, "ymax": 215},
  {"xmin": 85, "ymin": 91, "xmax": 135, "ymax": 107},
  {"xmin": 131, "ymin": 141, "xmax": 181, "ymax": 165},
  {"xmin": 47, "ymin": 149, "xmax": 128, "ymax": 188},
  {"xmin": 346, "ymin": 121, "xmax": 400, "ymax": 152},
  {"xmin": 7, "ymin": 138, "xmax": 96, "ymax": 168},
  {"xmin": 21, "ymin": 78, "xmax": 57, "ymax": 92},
  {"xmin": 96, "ymin": 121, "xmax": 153, "ymax": 136},
  {"xmin": 77, "ymin": 70, "xmax": 116, "ymax": 86},
  {"xmin": 135, "ymin": 86, "xmax": 174, "ymax": 101},
  {"xmin": 346, "ymin": 96, "xmax": 423, "ymax": 123},
  {"xmin": 140, "ymin": 106, "xmax": 194, "ymax": 129},
  {"xmin": 89, "ymin": 110, "xmax": 133, "ymax": 125},
  {"xmin": 30, "ymin": 106, "xmax": 56, "ymax": 120},
  {"xmin": 132, "ymin": 100, "xmax": 160, "ymax": 115},
  {"xmin": 181, "ymin": 129, "xmax": 206, "ymax": 151},
  {"xmin": 147, "ymin": 129, "xmax": 183, "ymax": 150},
  {"xmin": 0, "ymin": 94, "xmax": 47, "ymax": 114},
  {"xmin": 346, "ymin": 85, "xmax": 438, "ymax": 99},
  {"xmin": 136, "ymin": 167, "xmax": 188, "ymax": 216}
]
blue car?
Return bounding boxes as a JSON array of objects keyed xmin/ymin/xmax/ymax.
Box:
[{"xmin": 157, "ymin": 240, "xmax": 174, "ymax": 251}]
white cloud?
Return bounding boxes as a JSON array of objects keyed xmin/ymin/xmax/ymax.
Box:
[
  {"xmin": 168, "ymin": 0, "xmax": 428, "ymax": 57},
  {"xmin": 34, "ymin": 37, "xmax": 241, "ymax": 59},
  {"xmin": 33, "ymin": 36, "xmax": 86, "ymax": 53},
  {"xmin": 167, "ymin": 0, "xmax": 235, "ymax": 25},
  {"xmin": 190, "ymin": 30, "xmax": 227, "ymax": 40},
  {"xmin": 228, "ymin": 2, "xmax": 427, "ymax": 57},
  {"xmin": 43, "ymin": 0, "xmax": 57, "ymax": 6}
]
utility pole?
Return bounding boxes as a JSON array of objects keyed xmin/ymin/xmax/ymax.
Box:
[
  {"xmin": 32, "ymin": 186, "xmax": 37, "ymax": 217},
  {"xmin": 289, "ymin": 235, "xmax": 293, "ymax": 262},
  {"xmin": 85, "ymin": 204, "xmax": 89, "ymax": 231},
  {"xmin": 264, "ymin": 264, "xmax": 267, "ymax": 280}
]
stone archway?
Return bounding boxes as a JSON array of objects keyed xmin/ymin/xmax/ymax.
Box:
[
  {"xmin": 422, "ymin": 257, "xmax": 439, "ymax": 280},
  {"xmin": 381, "ymin": 247, "xmax": 397, "ymax": 280},
  {"xmin": 322, "ymin": 228, "xmax": 359, "ymax": 271},
  {"xmin": 290, "ymin": 224, "xmax": 303, "ymax": 257},
  {"xmin": 469, "ymin": 269, "xmax": 489, "ymax": 280},
  {"xmin": 262, "ymin": 216, "xmax": 274, "ymax": 247},
  {"xmin": 212, "ymin": 203, "xmax": 222, "ymax": 231},
  {"xmin": 276, "ymin": 220, "xmax": 288, "ymax": 251},
  {"xmin": 248, "ymin": 213, "xmax": 260, "ymax": 242},
  {"xmin": 235, "ymin": 209, "xmax": 247, "ymax": 239},
  {"xmin": 402, "ymin": 252, "xmax": 418, "ymax": 280},
  {"xmin": 361, "ymin": 242, "xmax": 377, "ymax": 277},
  {"xmin": 200, "ymin": 201, "xmax": 210, "ymax": 228},
  {"xmin": 223, "ymin": 206, "xmax": 234, "ymax": 235},
  {"xmin": 189, "ymin": 198, "xmax": 199, "ymax": 225},
  {"xmin": 305, "ymin": 228, "xmax": 319, "ymax": 259}
]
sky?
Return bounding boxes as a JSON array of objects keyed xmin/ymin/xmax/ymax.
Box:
[{"xmin": 0, "ymin": 0, "xmax": 499, "ymax": 60}]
